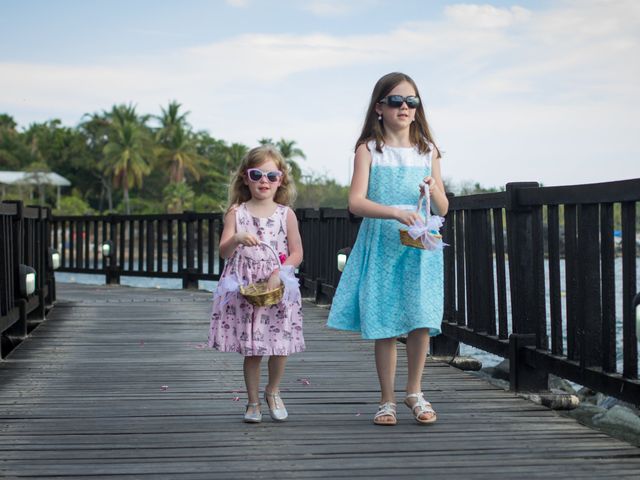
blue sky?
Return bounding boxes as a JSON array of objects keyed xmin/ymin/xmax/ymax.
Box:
[{"xmin": 1, "ymin": 0, "xmax": 638, "ymax": 188}]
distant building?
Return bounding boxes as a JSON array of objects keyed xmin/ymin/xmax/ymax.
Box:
[{"xmin": 0, "ymin": 171, "xmax": 71, "ymax": 208}]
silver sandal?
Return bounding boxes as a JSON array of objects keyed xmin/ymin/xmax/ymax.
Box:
[
  {"xmin": 264, "ymin": 391, "xmax": 288, "ymax": 422},
  {"xmin": 243, "ymin": 402, "xmax": 262, "ymax": 423}
]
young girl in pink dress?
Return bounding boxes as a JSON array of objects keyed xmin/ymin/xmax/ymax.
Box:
[{"xmin": 207, "ymin": 145, "xmax": 304, "ymax": 423}]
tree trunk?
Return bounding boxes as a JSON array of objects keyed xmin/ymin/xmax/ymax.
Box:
[
  {"xmin": 105, "ymin": 178, "xmax": 113, "ymax": 212},
  {"xmin": 123, "ymin": 185, "xmax": 130, "ymax": 215},
  {"xmin": 107, "ymin": 186, "xmax": 113, "ymax": 212},
  {"xmin": 98, "ymin": 184, "xmax": 104, "ymax": 213}
]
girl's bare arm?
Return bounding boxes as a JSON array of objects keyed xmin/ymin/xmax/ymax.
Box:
[
  {"xmin": 218, "ymin": 209, "xmax": 259, "ymax": 259},
  {"xmin": 283, "ymin": 208, "xmax": 303, "ymax": 268}
]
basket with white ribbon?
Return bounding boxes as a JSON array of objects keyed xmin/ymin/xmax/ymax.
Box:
[
  {"xmin": 215, "ymin": 241, "xmax": 300, "ymax": 306},
  {"xmin": 398, "ymin": 182, "xmax": 445, "ymax": 250}
]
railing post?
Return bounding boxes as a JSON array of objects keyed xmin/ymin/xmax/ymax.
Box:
[
  {"xmin": 105, "ymin": 216, "xmax": 121, "ymax": 285},
  {"xmin": 432, "ymin": 193, "xmax": 459, "ymax": 356},
  {"xmin": 505, "ymin": 182, "xmax": 548, "ymax": 393},
  {"xmin": 182, "ymin": 212, "xmax": 198, "ymax": 289},
  {"xmin": 28, "ymin": 206, "xmax": 46, "ymax": 326},
  {"xmin": 509, "ymin": 333, "xmax": 540, "ymax": 392},
  {"xmin": 44, "ymin": 207, "xmax": 57, "ymax": 306}
]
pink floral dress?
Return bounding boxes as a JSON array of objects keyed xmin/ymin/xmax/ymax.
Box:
[{"xmin": 207, "ymin": 203, "xmax": 305, "ymax": 356}]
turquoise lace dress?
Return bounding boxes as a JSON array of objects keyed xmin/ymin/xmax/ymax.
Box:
[{"xmin": 327, "ymin": 141, "xmax": 444, "ymax": 339}]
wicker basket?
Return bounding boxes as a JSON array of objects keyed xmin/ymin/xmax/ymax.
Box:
[
  {"xmin": 240, "ymin": 281, "xmax": 284, "ymax": 306},
  {"xmin": 238, "ymin": 242, "xmax": 284, "ymax": 306},
  {"xmin": 399, "ymin": 229, "xmax": 424, "ymax": 249},
  {"xmin": 399, "ymin": 184, "xmax": 442, "ymax": 250}
]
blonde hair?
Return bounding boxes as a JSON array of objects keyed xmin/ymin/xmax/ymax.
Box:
[
  {"xmin": 356, "ymin": 72, "xmax": 439, "ymax": 156},
  {"xmin": 227, "ymin": 145, "xmax": 297, "ymax": 211}
]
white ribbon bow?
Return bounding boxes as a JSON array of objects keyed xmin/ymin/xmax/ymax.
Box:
[
  {"xmin": 407, "ymin": 215, "xmax": 445, "ymax": 250},
  {"xmin": 279, "ymin": 265, "xmax": 301, "ymax": 303},
  {"xmin": 214, "ymin": 276, "xmax": 240, "ymax": 305}
]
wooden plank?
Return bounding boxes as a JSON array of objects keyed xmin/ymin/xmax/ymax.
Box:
[{"xmin": 0, "ymin": 284, "xmax": 638, "ymax": 479}]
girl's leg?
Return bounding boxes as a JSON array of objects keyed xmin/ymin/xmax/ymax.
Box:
[
  {"xmin": 405, "ymin": 328, "xmax": 435, "ymax": 421},
  {"xmin": 265, "ymin": 355, "xmax": 288, "ymax": 410},
  {"xmin": 266, "ymin": 355, "xmax": 288, "ymax": 393},
  {"xmin": 243, "ymin": 356, "xmax": 262, "ymax": 414},
  {"xmin": 375, "ymin": 337, "xmax": 397, "ymax": 423}
]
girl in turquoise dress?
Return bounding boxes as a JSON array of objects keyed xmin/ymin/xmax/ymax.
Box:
[{"xmin": 327, "ymin": 72, "xmax": 448, "ymax": 426}]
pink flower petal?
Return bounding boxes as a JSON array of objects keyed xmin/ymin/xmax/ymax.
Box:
[
  {"xmin": 160, "ymin": 385, "xmax": 169, "ymax": 391},
  {"xmin": 232, "ymin": 396, "xmax": 240, "ymax": 402},
  {"xmin": 139, "ymin": 340, "xmax": 145, "ymax": 346}
]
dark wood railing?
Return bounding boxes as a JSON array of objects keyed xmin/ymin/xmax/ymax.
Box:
[
  {"xmin": 0, "ymin": 201, "xmax": 55, "ymax": 357},
  {"xmin": 293, "ymin": 179, "xmax": 640, "ymax": 405},
  {"xmin": 47, "ymin": 178, "xmax": 639, "ymax": 405},
  {"xmin": 436, "ymin": 179, "xmax": 639, "ymax": 404},
  {"xmin": 52, "ymin": 213, "xmax": 225, "ymax": 288}
]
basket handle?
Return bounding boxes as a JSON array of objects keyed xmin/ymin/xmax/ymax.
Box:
[
  {"xmin": 415, "ymin": 182, "xmax": 431, "ymax": 221},
  {"xmin": 234, "ymin": 241, "xmax": 280, "ymax": 285}
]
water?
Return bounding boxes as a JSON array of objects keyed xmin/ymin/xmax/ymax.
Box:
[{"xmin": 55, "ymin": 272, "xmax": 217, "ymax": 293}]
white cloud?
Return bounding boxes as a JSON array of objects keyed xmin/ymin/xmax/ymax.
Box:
[
  {"xmin": 225, "ymin": 0, "xmax": 248, "ymax": 7},
  {"xmin": 302, "ymin": 0, "xmax": 380, "ymax": 17},
  {"xmin": 1, "ymin": 0, "xmax": 638, "ymax": 187},
  {"xmin": 304, "ymin": 1, "xmax": 354, "ymax": 16},
  {"xmin": 444, "ymin": 4, "xmax": 532, "ymax": 28}
]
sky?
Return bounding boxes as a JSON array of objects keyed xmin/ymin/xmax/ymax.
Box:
[{"xmin": 0, "ymin": 0, "xmax": 638, "ymax": 189}]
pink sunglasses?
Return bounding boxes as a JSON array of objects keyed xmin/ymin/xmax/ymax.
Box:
[{"xmin": 246, "ymin": 168, "xmax": 283, "ymax": 183}]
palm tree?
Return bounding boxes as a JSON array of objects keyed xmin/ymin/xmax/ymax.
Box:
[
  {"xmin": 103, "ymin": 105, "xmax": 152, "ymax": 214},
  {"xmin": 224, "ymin": 143, "xmax": 248, "ymax": 176},
  {"xmin": 276, "ymin": 139, "xmax": 306, "ymax": 182},
  {"xmin": 157, "ymin": 125, "xmax": 205, "ymax": 183},
  {"xmin": 0, "ymin": 114, "xmax": 23, "ymax": 169},
  {"xmin": 154, "ymin": 102, "xmax": 204, "ymax": 184},
  {"xmin": 156, "ymin": 100, "xmax": 190, "ymax": 145},
  {"xmin": 80, "ymin": 112, "xmax": 113, "ymax": 211},
  {"xmin": 163, "ymin": 181, "xmax": 195, "ymax": 213}
]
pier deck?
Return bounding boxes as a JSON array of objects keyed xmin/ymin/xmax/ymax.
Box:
[{"xmin": 0, "ymin": 284, "xmax": 639, "ymax": 479}]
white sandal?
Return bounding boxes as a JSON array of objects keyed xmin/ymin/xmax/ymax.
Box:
[
  {"xmin": 373, "ymin": 401, "xmax": 397, "ymax": 426},
  {"xmin": 404, "ymin": 392, "xmax": 437, "ymax": 424},
  {"xmin": 243, "ymin": 402, "xmax": 262, "ymax": 423},
  {"xmin": 264, "ymin": 391, "xmax": 288, "ymax": 422}
]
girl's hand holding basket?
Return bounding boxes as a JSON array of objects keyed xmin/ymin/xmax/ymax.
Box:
[
  {"xmin": 235, "ymin": 232, "xmax": 260, "ymax": 247},
  {"xmin": 398, "ymin": 181, "xmax": 445, "ymax": 250},
  {"xmin": 215, "ymin": 241, "xmax": 301, "ymax": 307},
  {"xmin": 266, "ymin": 269, "xmax": 281, "ymax": 292}
]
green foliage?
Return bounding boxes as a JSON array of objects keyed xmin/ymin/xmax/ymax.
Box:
[
  {"xmin": 2, "ymin": 105, "xmax": 512, "ymax": 216},
  {"xmin": 116, "ymin": 197, "xmax": 164, "ymax": 215},
  {"xmin": 163, "ymin": 181, "xmax": 195, "ymax": 213},
  {"xmin": 445, "ymin": 179, "xmax": 502, "ymax": 195},
  {"xmin": 296, "ymin": 173, "xmax": 349, "ymax": 208},
  {"xmin": 194, "ymin": 194, "xmax": 224, "ymax": 213},
  {"xmin": 54, "ymin": 195, "xmax": 95, "ymax": 216},
  {"xmin": 155, "ymin": 101, "xmax": 206, "ymax": 184},
  {"xmin": 102, "ymin": 104, "xmax": 154, "ymax": 214},
  {"xmin": 276, "ymin": 138, "xmax": 305, "ymax": 182}
]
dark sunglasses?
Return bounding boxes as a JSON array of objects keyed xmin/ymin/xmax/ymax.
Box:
[
  {"xmin": 246, "ymin": 168, "xmax": 282, "ymax": 183},
  {"xmin": 379, "ymin": 95, "xmax": 420, "ymax": 109}
]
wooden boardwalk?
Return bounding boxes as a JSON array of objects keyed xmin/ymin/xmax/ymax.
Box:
[{"xmin": 0, "ymin": 284, "xmax": 639, "ymax": 479}]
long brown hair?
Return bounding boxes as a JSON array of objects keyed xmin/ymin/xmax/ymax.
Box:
[
  {"xmin": 227, "ymin": 145, "xmax": 296, "ymax": 211},
  {"xmin": 355, "ymin": 72, "xmax": 438, "ymax": 155}
]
